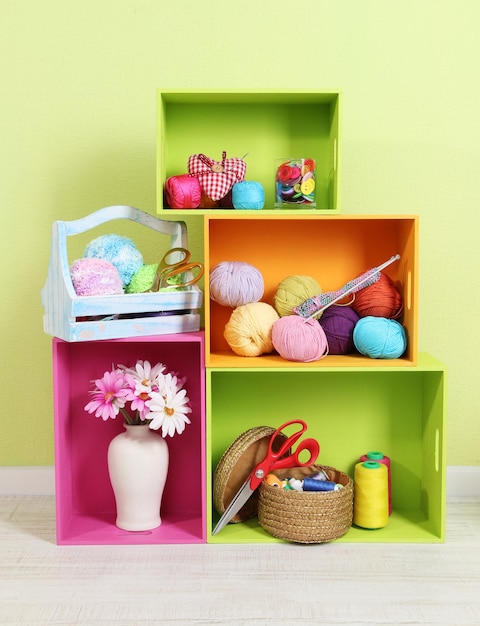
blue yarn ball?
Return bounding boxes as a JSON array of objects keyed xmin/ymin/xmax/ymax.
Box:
[
  {"xmin": 232, "ymin": 181, "xmax": 265, "ymax": 210},
  {"xmin": 83, "ymin": 234, "xmax": 143, "ymax": 287},
  {"xmin": 353, "ymin": 316, "xmax": 407, "ymax": 359}
]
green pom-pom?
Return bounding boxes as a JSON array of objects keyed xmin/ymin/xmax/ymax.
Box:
[
  {"xmin": 125, "ymin": 264, "xmax": 157, "ymax": 293},
  {"xmin": 126, "ymin": 264, "xmax": 188, "ymax": 293}
]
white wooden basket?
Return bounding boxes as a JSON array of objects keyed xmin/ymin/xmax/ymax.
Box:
[{"xmin": 41, "ymin": 205, "xmax": 203, "ymax": 342}]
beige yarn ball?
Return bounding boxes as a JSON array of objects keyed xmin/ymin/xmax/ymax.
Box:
[
  {"xmin": 273, "ymin": 275, "xmax": 322, "ymax": 317},
  {"xmin": 224, "ymin": 302, "xmax": 280, "ymax": 357}
]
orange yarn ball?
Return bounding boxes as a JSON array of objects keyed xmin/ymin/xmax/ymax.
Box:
[{"xmin": 351, "ymin": 273, "xmax": 403, "ymax": 319}]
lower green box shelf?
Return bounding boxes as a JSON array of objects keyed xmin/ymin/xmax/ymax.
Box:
[{"xmin": 206, "ymin": 353, "xmax": 446, "ymax": 544}]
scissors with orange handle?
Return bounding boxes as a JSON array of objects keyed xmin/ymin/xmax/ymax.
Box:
[
  {"xmin": 148, "ymin": 247, "xmax": 204, "ymax": 292},
  {"xmin": 212, "ymin": 419, "xmax": 320, "ymax": 536}
]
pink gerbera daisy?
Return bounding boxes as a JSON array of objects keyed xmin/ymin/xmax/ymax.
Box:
[
  {"xmin": 84, "ymin": 370, "xmax": 128, "ymax": 421},
  {"xmin": 120, "ymin": 360, "xmax": 166, "ymax": 420}
]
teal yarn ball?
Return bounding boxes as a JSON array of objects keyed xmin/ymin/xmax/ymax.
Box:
[
  {"xmin": 232, "ymin": 181, "xmax": 265, "ymax": 209},
  {"xmin": 353, "ymin": 316, "xmax": 407, "ymax": 359}
]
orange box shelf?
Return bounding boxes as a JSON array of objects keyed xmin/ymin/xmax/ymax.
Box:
[{"xmin": 204, "ymin": 213, "xmax": 418, "ymax": 367}]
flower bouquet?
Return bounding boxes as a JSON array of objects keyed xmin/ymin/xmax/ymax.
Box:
[
  {"xmin": 84, "ymin": 359, "xmax": 192, "ymax": 437},
  {"xmin": 84, "ymin": 359, "xmax": 192, "ymax": 531}
]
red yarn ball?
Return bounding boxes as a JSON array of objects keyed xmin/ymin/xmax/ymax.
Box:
[{"xmin": 351, "ymin": 273, "xmax": 403, "ymax": 319}]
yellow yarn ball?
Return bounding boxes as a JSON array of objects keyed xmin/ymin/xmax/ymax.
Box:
[
  {"xmin": 273, "ymin": 275, "xmax": 322, "ymax": 317},
  {"xmin": 224, "ymin": 302, "xmax": 280, "ymax": 357}
]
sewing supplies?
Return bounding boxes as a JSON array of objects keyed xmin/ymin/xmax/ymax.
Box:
[
  {"xmin": 83, "ymin": 233, "xmax": 144, "ymax": 287},
  {"xmin": 144, "ymin": 247, "xmax": 204, "ymax": 292},
  {"xmin": 212, "ymin": 419, "xmax": 320, "ymax": 535},
  {"xmin": 264, "ymin": 473, "xmax": 342, "ymax": 492},
  {"xmin": 164, "ymin": 174, "xmax": 202, "ymax": 209},
  {"xmin": 303, "ymin": 477, "xmax": 341, "ymax": 492},
  {"xmin": 209, "ymin": 261, "xmax": 264, "ymax": 307},
  {"xmin": 318, "ymin": 305, "xmax": 360, "ymax": 354},
  {"xmin": 258, "ymin": 464, "xmax": 354, "ymax": 544},
  {"xmin": 353, "ymin": 316, "xmax": 407, "ymax": 359},
  {"xmin": 70, "ymin": 258, "xmax": 124, "ymax": 296},
  {"xmin": 360, "ymin": 451, "xmax": 392, "ymax": 515},
  {"xmin": 271, "ymin": 315, "xmax": 329, "ymax": 362},
  {"xmin": 311, "ymin": 468, "xmax": 329, "ymax": 481},
  {"xmin": 188, "ymin": 151, "xmax": 247, "ymax": 202},
  {"xmin": 275, "ymin": 158, "xmax": 316, "ymax": 208},
  {"xmin": 288, "ymin": 478, "xmax": 304, "ymax": 491},
  {"xmin": 351, "ymin": 272, "xmax": 403, "ymax": 319},
  {"xmin": 273, "ymin": 275, "xmax": 322, "ymax": 317},
  {"xmin": 265, "ymin": 473, "xmax": 283, "ymax": 488},
  {"xmin": 293, "ymin": 254, "xmax": 401, "ymax": 320},
  {"xmin": 224, "ymin": 302, "xmax": 279, "ymax": 357},
  {"xmin": 353, "ymin": 461, "xmax": 389, "ymax": 529}
]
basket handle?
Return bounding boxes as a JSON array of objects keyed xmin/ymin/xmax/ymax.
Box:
[{"xmin": 60, "ymin": 205, "xmax": 185, "ymax": 238}]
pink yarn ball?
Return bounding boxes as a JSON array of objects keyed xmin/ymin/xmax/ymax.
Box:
[
  {"xmin": 70, "ymin": 258, "xmax": 124, "ymax": 296},
  {"xmin": 272, "ymin": 315, "xmax": 329, "ymax": 363}
]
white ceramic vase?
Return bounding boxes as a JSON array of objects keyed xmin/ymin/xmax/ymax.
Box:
[{"xmin": 107, "ymin": 424, "xmax": 169, "ymax": 531}]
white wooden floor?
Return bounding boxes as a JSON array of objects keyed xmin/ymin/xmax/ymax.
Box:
[{"xmin": 1, "ymin": 496, "xmax": 479, "ymax": 626}]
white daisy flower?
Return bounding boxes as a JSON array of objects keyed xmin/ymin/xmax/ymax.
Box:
[{"xmin": 146, "ymin": 387, "xmax": 192, "ymax": 437}]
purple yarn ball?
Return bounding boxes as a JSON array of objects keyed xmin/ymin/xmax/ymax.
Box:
[{"xmin": 318, "ymin": 305, "xmax": 360, "ymax": 355}]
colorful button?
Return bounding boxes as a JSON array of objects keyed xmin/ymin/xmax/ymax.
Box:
[
  {"xmin": 277, "ymin": 164, "xmax": 292, "ymax": 183},
  {"xmin": 300, "ymin": 177, "xmax": 315, "ymax": 195}
]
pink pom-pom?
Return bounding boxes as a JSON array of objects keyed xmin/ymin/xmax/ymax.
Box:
[
  {"xmin": 272, "ymin": 315, "xmax": 329, "ymax": 362},
  {"xmin": 70, "ymin": 258, "xmax": 124, "ymax": 296}
]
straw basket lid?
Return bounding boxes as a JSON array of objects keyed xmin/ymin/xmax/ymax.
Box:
[{"xmin": 213, "ymin": 426, "xmax": 289, "ymax": 523}]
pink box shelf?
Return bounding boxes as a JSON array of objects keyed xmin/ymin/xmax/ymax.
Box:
[{"xmin": 52, "ymin": 332, "xmax": 206, "ymax": 545}]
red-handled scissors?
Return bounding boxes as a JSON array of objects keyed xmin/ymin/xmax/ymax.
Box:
[{"xmin": 212, "ymin": 419, "xmax": 320, "ymax": 536}]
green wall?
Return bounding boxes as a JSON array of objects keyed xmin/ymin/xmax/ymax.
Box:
[{"xmin": 1, "ymin": 1, "xmax": 479, "ymax": 466}]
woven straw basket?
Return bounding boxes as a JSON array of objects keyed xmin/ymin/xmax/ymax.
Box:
[{"xmin": 258, "ymin": 465, "xmax": 353, "ymax": 543}]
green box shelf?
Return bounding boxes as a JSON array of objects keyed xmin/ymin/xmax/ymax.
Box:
[
  {"xmin": 157, "ymin": 90, "xmax": 341, "ymax": 214},
  {"xmin": 207, "ymin": 353, "xmax": 446, "ymax": 544}
]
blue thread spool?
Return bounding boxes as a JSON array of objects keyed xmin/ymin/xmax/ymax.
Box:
[
  {"xmin": 303, "ymin": 477, "xmax": 337, "ymax": 492},
  {"xmin": 232, "ymin": 181, "xmax": 265, "ymax": 209}
]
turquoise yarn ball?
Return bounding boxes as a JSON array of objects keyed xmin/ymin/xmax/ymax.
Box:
[
  {"xmin": 232, "ymin": 181, "xmax": 265, "ymax": 210},
  {"xmin": 353, "ymin": 316, "xmax": 407, "ymax": 359}
]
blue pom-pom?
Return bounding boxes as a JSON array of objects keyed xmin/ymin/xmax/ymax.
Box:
[
  {"xmin": 83, "ymin": 234, "xmax": 143, "ymax": 287},
  {"xmin": 232, "ymin": 181, "xmax": 265, "ymax": 210}
]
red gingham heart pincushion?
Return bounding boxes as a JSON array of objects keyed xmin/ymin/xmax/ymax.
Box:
[{"xmin": 188, "ymin": 151, "xmax": 246, "ymax": 201}]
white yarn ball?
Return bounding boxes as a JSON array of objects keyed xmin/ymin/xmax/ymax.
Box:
[{"xmin": 210, "ymin": 261, "xmax": 264, "ymax": 308}]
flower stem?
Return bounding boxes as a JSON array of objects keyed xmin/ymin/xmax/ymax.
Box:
[{"xmin": 120, "ymin": 407, "xmax": 134, "ymax": 425}]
